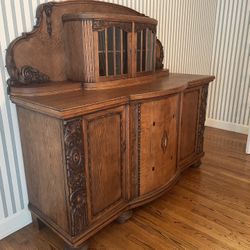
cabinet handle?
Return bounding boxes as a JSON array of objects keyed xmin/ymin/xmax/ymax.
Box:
[{"xmin": 161, "ymin": 130, "xmax": 168, "ymax": 153}]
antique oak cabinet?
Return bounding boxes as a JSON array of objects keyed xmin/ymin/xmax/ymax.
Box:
[{"xmin": 5, "ymin": 1, "xmax": 214, "ymax": 249}]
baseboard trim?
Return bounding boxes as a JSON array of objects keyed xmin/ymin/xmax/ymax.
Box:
[
  {"xmin": 205, "ymin": 118, "xmax": 249, "ymax": 135},
  {"xmin": 0, "ymin": 208, "xmax": 32, "ymax": 239}
]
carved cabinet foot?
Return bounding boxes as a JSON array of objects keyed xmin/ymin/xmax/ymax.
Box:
[
  {"xmin": 116, "ymin": 210, "xmax": 133, "ymax": 224},
  {"xmin": 64, "ymin": 242, "xmax": 88, "ymax": 250},
  {"xmin": 32, "ymin": 214, "xmax": 46, "ymax": 231},
  {"xmin": 191, "ymin": 160, "xmax": 202, "ymax": 168}
]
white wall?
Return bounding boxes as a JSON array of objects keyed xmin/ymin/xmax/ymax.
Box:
[{"xmin": 0, "ymin": 0, "xmax": 249, "ymax": 239}]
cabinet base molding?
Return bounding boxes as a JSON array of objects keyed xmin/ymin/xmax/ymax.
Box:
[
  {"xmin": 190, "ymin": 160, "xmax": 202, "ymax": 168},
  {"xmin": 64, "ymin": 242, "xmax": 89, "ymax": 250},
  {"xmin": 116, "ymin": 210, "xmax": 133, "ymax": 224}
]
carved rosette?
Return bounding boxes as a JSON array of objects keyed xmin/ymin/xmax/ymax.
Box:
[
  {"xmin": 64, "ymin": 119, "xmax": 88, "ymax": 236},
  {"xmin": 92, "ymin": 20, "xmax": 132, "ymax": 32},
  {"xmin": 196, "ymin": 85, "xmax": 209, "ymax": 154}
]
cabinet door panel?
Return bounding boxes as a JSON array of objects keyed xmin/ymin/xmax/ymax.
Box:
[
  {"xmin": 180, "ymin": 88, "xmax": 200, "ymax": 162},
  {"xmin": 84, "ymin": 107, "xmax": 126, "ymax": 220},
  {"xmin": 139, "ymin": 95, "xmax": 179, "ymax": 195}
]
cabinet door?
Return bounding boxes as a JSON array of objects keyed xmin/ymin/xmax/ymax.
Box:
[
  {"xmin": 139, "ymin": 95, "xmax": 179, "ymax": 196},
  {"xmin": 180, "ymin": 85, "xmax": 209, "ymax": 167},
  {"xmin": 83, "ymin": 106, "xmax": 127, "ymax": 221}
]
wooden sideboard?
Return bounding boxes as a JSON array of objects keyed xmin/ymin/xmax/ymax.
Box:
[{"xmin": 5, "ymin": 1, "xmax": 214, "ymax": 249}]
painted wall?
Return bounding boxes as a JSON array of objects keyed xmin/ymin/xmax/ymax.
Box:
[{"xmin": 0, "ymin": 0, "xmax": 249, "ymax": 238}]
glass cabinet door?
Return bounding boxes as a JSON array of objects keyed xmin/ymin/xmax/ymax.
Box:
[
  {"xmin": 96, "ymin": 24, "xmax": 130, "ymax": 79},
  {"xmin": 135, "ymin": 25, "xmax": 156, "ymax": 74}
]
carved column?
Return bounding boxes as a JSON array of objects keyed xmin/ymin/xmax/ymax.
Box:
[{"xmin": 196, "ymin": 85, "xmax": 209, "ymax": 154}]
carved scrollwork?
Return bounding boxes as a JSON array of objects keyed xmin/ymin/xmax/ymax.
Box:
[
  {"xmin": 64, "ymin": 119, "xmax": 88, "ymax": 236},
  {"xmin": 34, "ymin": 3, "xmax": 53, "ymax": 36},
  {"xmin": 44, "ymin": 3, "xmax": 53, "ymax": 37},
  {"xmin": 19, "ymin": 66, "xmax": 49, "ymax": 84},
  {"xmin": 92, "ymin": 20, "xmax": 132, "ymax": 32},
  {"xmin": 134, "ymin": 23, "xmax": 156, "ymax": 34},
  {"xmin": 6, "ymin": 65, "xmax": 49, "ymax": 89},
  {"xmin": 155, "ymin": 39, "xmax": 164, "ymax": 70},
  {"xmin": 196, "ymin": 85, "xmax": 209, "ymax": 154}
]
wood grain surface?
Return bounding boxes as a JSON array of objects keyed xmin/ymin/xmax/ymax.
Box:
[{"xmin": 1, "ymin": 127, "xmax": 249, "ymax": 250}]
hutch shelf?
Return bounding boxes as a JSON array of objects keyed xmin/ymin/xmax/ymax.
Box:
[{"xmin": 5, "ymin": 1, "xmax": 214, "ymax": 249}]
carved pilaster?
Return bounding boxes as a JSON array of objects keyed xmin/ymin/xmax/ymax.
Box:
[
  {"xmin": 64, "ymin": 119, "xmax": 88, "ymax": 236},
  {"xmin": 196, "ymin": 85, "xmax": 209, "ymax": 154}
]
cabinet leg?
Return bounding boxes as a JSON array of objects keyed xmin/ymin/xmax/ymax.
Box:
[
  {"xmin": 64, "ymin": 242, "xmax": 88, "ymax": 250},
  {"xmin": 116, "ymin": 210, "xmax": 133, "ymax": 224},
  {"xmin": 191, "ymin": 160, "xmax": 202, "ymax": 168},
  {"xmin": 32, "ymin": 214, "xmax": 46, "ymax": 231}
]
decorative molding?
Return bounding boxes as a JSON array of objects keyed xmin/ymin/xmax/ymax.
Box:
[
  {"xmin": 134, "ymin": 23, "xmax": 156, "ymax": 34},
  {"xmin": 161, "ymin": 130, "xmax": 168, "ymax": 153},
  {"xmin": 136, "ymin": 103, "xmax": 141, "ymax": 196},
  {"xmin": 155, "ymin": 39, "xmax": 164, "ymax": 70},
  {"xmin": 64, "ymin": 119, "xmax": 88, "ymax": 236},
  {"xmin": 92, "ymin": 20, "xmax": 132, "ymax": 32},
  {"xmin": 196, "ymin": 85, "xmax": 209, "ymax": 154}
]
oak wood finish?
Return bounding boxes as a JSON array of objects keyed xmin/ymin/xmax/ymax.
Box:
[
  {"xmin": 5, "ymin": 1, "xmax": 215, "ymax": 249},
  {"xmin": 1, "ymin": 128, "xmax": 250, "ymax": 249}
]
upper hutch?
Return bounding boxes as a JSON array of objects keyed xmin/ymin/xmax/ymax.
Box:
[{"xmin": 6, "ymin": 1, "xmax": 214, "ymax": 249}]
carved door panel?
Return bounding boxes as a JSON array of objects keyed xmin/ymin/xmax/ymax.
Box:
[
  {"xmin": 83, "ymin": 106, "xmax": 127, "ymax": 222},
  {"xmin": 138, "ymin": 95, "xmax": 179, "ymax": 196}
]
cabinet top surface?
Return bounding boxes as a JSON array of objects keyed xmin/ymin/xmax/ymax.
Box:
[
  {"xmin": 12, "ymin": 73, "xmax": 214, "ymax": 119},
  {"xmin": 62, "ymin": 12, "xmax": 157, "ymax": 24}
]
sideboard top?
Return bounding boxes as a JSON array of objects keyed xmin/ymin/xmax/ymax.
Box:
[{"xmin": 11, "ymin": 73, "xmax": 215, "ymax": 119}]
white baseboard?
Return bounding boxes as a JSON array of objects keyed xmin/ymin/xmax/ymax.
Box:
[
  {"xmin": 205, "ymin": 118, "xmax": 249, "ymax": 135},
  {"xmin": 0, "ymin": 208, "xmax": 32, "ymax": 240},
  {"xmin": 246, "ymin": 128, "xmax": 250, "ymax": 154}
]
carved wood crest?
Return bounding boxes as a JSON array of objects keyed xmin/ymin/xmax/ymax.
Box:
[{"xmin": 64, "ymin": 119, "xmax": 88, "ymax": 236}]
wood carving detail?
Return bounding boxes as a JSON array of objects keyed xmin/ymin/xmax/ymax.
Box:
[
  {"xmin": 135, "ymin": 23, "xmax": 156, "ymax": 34},
  {"xmin": 92, "ymin": 20, "xmax": 132, "ymax": 32},
  {"xmin": 136, "ymin": 103, "xmax": 141, "ymax": 196},
  {"xmin": 64, "ymin": 119, "xmax": 88, "ymax": 236},
  {"xmin": 156, "ymin": 39, "xmax": 164, "ymax": 70},
  {"xmin": 44, "ymin": 3, "xmax": 53, "ymax": 37},
  {"xmin": 196, "ymin": 85, "xmax": 209, "ymax": 154}
]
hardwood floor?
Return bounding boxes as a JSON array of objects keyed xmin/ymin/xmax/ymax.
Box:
[{"xmin": 1, "ymin": 127, "xmax": 250, "ymax": 250}]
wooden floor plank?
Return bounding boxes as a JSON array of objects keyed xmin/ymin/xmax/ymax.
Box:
[{"xmin": 0, "ymin": 127, "xmax": 250, "ymax": 249}]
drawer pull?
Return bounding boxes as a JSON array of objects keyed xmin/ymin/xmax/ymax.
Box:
[{"xmin": 161, "ymin": 130, "xmax": 168, "ymax": 153}]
